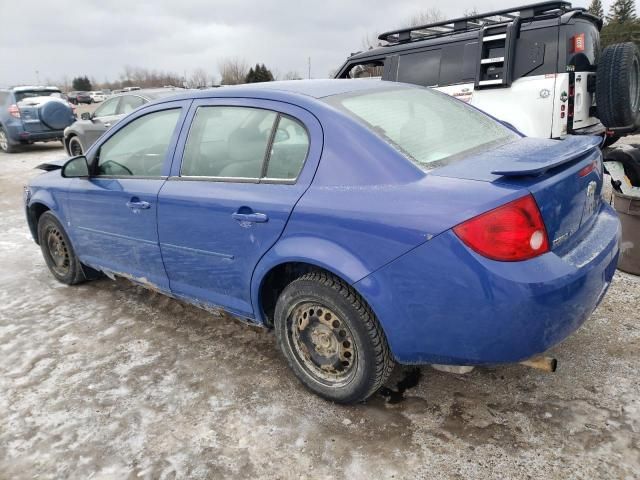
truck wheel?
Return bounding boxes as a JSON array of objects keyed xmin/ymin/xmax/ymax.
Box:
[
  {"xmin": 596, "ymin": 42, "xmax": 640, "ymax": 130},
  {"xmin": 274, "ymin": 271, "xmax": 395, "ymax": 404},
  {"xmin": 0, "ymin": 127, "xmax": 17, "ymax": 153}
]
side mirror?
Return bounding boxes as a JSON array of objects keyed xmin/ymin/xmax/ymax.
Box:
[
  {"xmin": 81, "ymin": 112, "xmax": 92, "ymax": 121},
  {"xmin": 61, "ymin": 156, "xmax": 90, "ymax": 178}
]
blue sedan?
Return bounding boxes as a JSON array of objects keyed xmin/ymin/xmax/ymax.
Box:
[{"xmin": 24, "ymin": 80, "xmax": 620, "ymax": 403}]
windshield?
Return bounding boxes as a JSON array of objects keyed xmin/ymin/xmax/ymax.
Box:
[
  {"xmin": 14, "ymin": 90, "xmax": 63, "ymax": 102},
  {"xmin": 325, "ymin": 87, "xmax": 518, "ymax": 168}
]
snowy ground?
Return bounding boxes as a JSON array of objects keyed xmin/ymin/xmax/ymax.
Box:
[{"xmin": 0, "ymin": 142, "xmax": 639, "ymax": 479}]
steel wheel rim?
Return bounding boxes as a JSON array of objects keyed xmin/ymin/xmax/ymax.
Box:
[
  {"xmin": 0, "ymin": 130, "xmax": 7, "ymax": 151},
  {"xmin": 287, "ymin": 302, "xmax": 357, "ymax": 387},
  {"xmin": 631, "ymin": 56, "xmax": 640, "ymax": 113},
  {"xmin": 46, "ymin": 227, "xmax": 70, "ymax": 276},
  {"xmin": 70, "ymin": 139, "xmax": 83, "ymax": 156}
]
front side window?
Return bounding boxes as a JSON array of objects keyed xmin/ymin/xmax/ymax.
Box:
[
  {"xmin": 181, "ymin": 106, "xmax": 277, "ymax": 178},
  {"xmin": 96, "ymin": 109, "xmax": 180, "ymax": 177},
  {"xmin": 93, "ymin": 97, "xmax": 119, "ymax": 118},
  {"xmin": 325, "ymin": 87, "xmax": 517, "ymax": 168}
]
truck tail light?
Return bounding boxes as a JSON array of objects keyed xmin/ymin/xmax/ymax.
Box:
[
  {"xmin": 453, "ymin": 194, "xmax": 549, "ymax": 261},
  {"xmin": 8, "ymin": 104, "xmax": 20, "ymax": 118}
]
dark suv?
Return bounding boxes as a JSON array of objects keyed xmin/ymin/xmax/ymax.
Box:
[
  {"xmin": 0, "ymin": 86, "xmax": 76, "ymax": 153},
  {"xmin": 336, "ymin": 1, "xmax": 640, "ymax": 143}
]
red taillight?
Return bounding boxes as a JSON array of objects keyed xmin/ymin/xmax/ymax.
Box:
[
  {"xmin": 572, "ymin": 33, "xmax": 585, "ymax": 53},
  {"xmin": 8, "ymin": 104, "xmax": 20, "ymax": 118},
  {"xmin": 453, "ymin": 195, "xmax": 549, "ymax": 262}
]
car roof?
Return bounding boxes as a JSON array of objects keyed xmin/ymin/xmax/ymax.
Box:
[{"xmin": 154, "ymin": 79, "xmax": 399, "ymax": 104}]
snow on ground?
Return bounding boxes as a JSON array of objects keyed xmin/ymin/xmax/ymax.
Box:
[{"xmin": 0, "ymin": 143, "xmax": 639, "ymax": 479}]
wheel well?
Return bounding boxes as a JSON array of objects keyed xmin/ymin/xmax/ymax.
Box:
[
  {"xmin": 28, "ymin": 203, "xmax": 50, "ymax": 244},
  {"xmin": 64, "ymin": 134, "xmax": 76, "ymax": 152},
  {"xmin": 259, "ymin": 262, "xmax": 343, "ymax": 327}
]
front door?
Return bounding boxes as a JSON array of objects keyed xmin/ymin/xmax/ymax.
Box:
[
  {"xmin": 66, "ymin": 102, "xmax": 189, "ymax": 291},
  {"xmin": 157, "ymin": 99, "xmax": 322, "ymax": 317}
]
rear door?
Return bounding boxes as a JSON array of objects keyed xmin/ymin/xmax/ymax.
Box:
[
  {"xmin": 157, "ymin": 98, "xmax": 322, "ymax": 317},
  {"xmin": 66, "ymin": 100, "xmax": 190, "ymax": 290}
]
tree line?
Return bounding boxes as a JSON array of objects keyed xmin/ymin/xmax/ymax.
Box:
[{"xmin": 66, "ymin": 61, "xmax": 302, "ymax": 92}]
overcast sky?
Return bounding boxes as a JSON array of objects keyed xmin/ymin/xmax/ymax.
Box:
[{"xmin": 0, "ymin": 0, "xmax": 611, "ymax": 87}]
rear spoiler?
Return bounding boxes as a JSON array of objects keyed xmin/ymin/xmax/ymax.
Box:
[{"xmin": 491, "ymin": 136, "xmax": 601, "ymax": 177}]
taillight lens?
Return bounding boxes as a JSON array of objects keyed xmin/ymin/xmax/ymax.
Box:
[
  {"xmin": 453, "ymin": 194, "xmax": 549, "ymax": 261},
  {"xmin": 8, "ymin": 104, "xmax": 20, "ymax": 118}
]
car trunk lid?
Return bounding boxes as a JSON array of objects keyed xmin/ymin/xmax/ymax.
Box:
[{"xmin": 431, "ymin": 136, "xmax": 603, "ymax": 252}]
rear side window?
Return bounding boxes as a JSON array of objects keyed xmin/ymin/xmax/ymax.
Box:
[
  {"xmin": 325, "ymin": 87, "xmax": 517, "ymax": 168},
  {"xmin": 119, "ymin": 96, "xmax": 146, "ymax": 115},
  {"xmin": 181, "ymin": 107, "xmax": 277, "ymax": 178},
  {"xmin": 397, "ymin": 50, "xmax": 442, "ymax": 87},
  {"xmin": 96, "ymin": 109, "xmax": 181, "ymax": 177},
  {"xmin": 181, "ymin": 106, "xmax": 309, "ymax": 181},
  {"xmin": 266, "ymin": 116, "xmax": 309, "ymax": 179}
]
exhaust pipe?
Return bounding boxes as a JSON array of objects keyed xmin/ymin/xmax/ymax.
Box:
[{"xmin": 519, "ymin": 356, "xmax": 557, "ymax": 373}]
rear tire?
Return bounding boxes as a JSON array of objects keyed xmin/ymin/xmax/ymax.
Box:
[
  {"xmin": 274, "ymin": 271, "xmax": 395, "ymax": 404},
  {"xmin": 37, "ymin": 212, "xmax": 86, "ymax": 285},
  {"xmin": 596, "ymin": 42, "xmax": 640, "ymax": 130},
  {"xmin": 0, "ymin": 127, "xmax": 17, "ymax": 153}
]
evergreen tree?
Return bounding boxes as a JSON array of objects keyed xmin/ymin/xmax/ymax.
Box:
[
  {"xmin": 607, "ymin": 0, "xmax": 637, "ymax": 24},
  {"xmin": 245, "ymin": 64, "xmax": 274, "ymax": 83},
  {"xmin": 71, "ymin": 76, "xmax": 92, "ymax": 91},
  {"xmin": 587, "ymin": 0, "xmax": 604, "ymax": 19}
]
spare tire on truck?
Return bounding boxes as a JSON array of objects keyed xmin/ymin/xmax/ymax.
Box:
[
  {"xmin": 39, "ymin": 100, "xmax": 74, "ymax": 131},
  {"xmin": 596, "ymin": 42, "xmax": 640, "ymax": 130}
]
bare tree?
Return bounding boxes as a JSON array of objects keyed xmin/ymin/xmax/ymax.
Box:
[
  {"xmin": 283, "ymin": 71, "xmax": 303, "ymax": 80},
  {"xmin": 219, "ymin": 57, "xmax": 249, "ymax": 85},
  {"xmin": 406, "ymin": 8, "xmax": 445, "ymax": 27},
  {"xmin": 189, "ymin": 68, "xmax": 212, "ymax": 88}
]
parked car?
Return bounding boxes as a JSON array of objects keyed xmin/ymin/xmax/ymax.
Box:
[
  {"xmin": 0, "ymin": 86, "xmax": 75, "ymax": 153},
  {"xmin": 63, "ymin": 88, "xmax": 185, "ymax": 156},
  {"xmin": 89, "ymin": 91, "xmax": 106, "ymax": 103},
  {"xmin": 25, "ymin": 80, "xmax": 620, "ymax": 403},
  {"xmin": 336, "ymin": 1, "xmax": 640, "ymax": 146},
  {"xmin": 67, "ymin": 91, "xmax": 93, "ymax": 105}
]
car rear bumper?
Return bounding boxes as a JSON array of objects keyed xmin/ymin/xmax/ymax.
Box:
[
  {"xmin": 5, "ymin": 123, "xmax": 64, "ymax": 143},
  {"xmin": 355, "ymin": 203, "xmax": 621, "ymax": 365}
]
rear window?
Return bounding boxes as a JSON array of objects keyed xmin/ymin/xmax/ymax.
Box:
[
  {"xmin": 325, "ymin": 87, "xmax": 517, "ymax": 168},
  {"xmin": 14, "ymin": 90, "xmax": 63, "ymax": 102}
]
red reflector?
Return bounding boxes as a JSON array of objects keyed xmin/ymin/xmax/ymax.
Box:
[
  {"xmin": 572, "ymin": 33, "xmax": 585, "ymax": 53},
  {"xmin": 578, "ymin": 160, "xmax": 597, "ymax": 177},
  {"xmin": 453, "ymin": 195, "xmax": 550, "ymax": 262}
]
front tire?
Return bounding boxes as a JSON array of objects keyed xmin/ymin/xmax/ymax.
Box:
[
  {"xmin": 67, "ymin": 136, "xmax": 84, "ymax": 156},
  {"xmin": 37, "ymin": 212, "xmax": 86, "ymax": 285},
  {"xmin": 274, "ymin": 271, "xmax": 394, "ymax": 404}
]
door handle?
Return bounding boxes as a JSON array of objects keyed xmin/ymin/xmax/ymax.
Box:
[
  {"xmin": 232, "ymin": 212, "xmax": 268, "ymax": 223},
  {"xmin": 126, "ymin": 199, "xmax": 151, "ymax": 210},
  {"xmin": 103, "ymin": 122, "xmax": 111, "ymax": 128}
]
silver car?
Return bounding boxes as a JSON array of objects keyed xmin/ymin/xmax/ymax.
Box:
[{"xmin": 63, "ymin": 88, "xmax": 185, "ymax": 156}]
